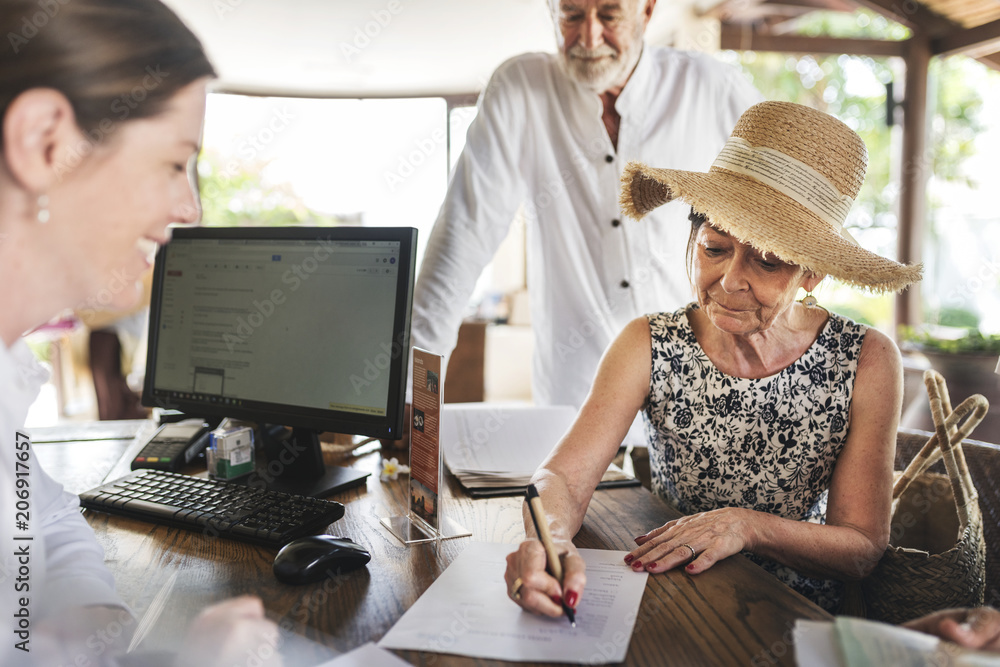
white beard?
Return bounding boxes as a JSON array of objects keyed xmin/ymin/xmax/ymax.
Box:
[{"xmin": 560, "ymin": 34, "xmax": 643, "ymax": 93}]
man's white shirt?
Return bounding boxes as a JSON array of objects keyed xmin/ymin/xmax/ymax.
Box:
[{"xmin": 411, "ymin": 46, "xmax": 761, "ymax": 442}]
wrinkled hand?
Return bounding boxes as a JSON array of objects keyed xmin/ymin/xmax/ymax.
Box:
[
  {"xmin": 903, "ymin": 607, "xmax": 1000, "ymax": 652},
  {"xmin": 177, "ymin": 596, "xmax": 283, "ymax": 667},
  {"xmin": 626, "ymin": 507, "xmax": 756, "ymax": 575},
  {"xmin": 504, "ymin": 539, "xmax": 586, "ymax": 619}
]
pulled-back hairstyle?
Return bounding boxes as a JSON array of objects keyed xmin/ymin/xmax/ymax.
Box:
[{"xmin": 0, "ymin": 0, "xmax": 215, "ymax": 147}]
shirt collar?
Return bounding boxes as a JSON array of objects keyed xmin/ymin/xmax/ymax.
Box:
[
  {"xmin": 563, "ymin": 44, "xmax": 654, "ymax": 126},
  {"xmin": 614, "ymin": 44, "xmax": 652, "ymax": 126}
]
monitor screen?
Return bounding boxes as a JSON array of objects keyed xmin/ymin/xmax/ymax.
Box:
[{"xmin": 143, "ymin": 225, "xmax": 417, "ymax": 497}]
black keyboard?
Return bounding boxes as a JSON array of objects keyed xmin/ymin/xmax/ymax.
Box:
[{"xmin": 80, "ymin": 469, "xmax": 345, "ymax": 548}]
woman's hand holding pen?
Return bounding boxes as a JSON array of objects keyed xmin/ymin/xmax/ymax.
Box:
[{"xmin": 505, "ymin": 539, "xmax": 586, "ymax": 619}]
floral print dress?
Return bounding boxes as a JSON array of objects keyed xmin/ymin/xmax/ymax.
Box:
[{"xmin": 643, "ymin": 304, "xmax": 868, "ymax": 611}]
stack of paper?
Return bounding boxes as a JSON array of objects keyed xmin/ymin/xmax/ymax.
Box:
[
  {"xmin": 440, "ymin": 404, "xmax": 637, "ymax": 495},
  {"xmin": 441, "ymin": 404, "xmax": 574, "ymax": 487}
]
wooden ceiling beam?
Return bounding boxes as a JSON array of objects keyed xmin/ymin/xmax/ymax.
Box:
[
  {"xmin": 851, "ymin": 0, "xmax": 958, "ymax": 36},
  {"xmin": 719, "ymin": 22, "xmax": 908, "ymax": 55},
  {"xmin": 720, "ymin": 5, "xmax": 818, "ymax": 21},
  {"xmin": 704, "ymin": 0, "xmax": 854, "ymax": 19},
  {"xmin": 932, "ymin": 17, "xmax": 1000, "ymax": 56},
  {"xmin": 703, "ymin": 0, "xmax": 768, "ymax": 20},
  {"xmin": 760, "ymin": 0, "xmax": 856, "ymax": 10},
  {"xmin": 976, "ymin": 51, "xmax": 1000, "ymax": 71}
]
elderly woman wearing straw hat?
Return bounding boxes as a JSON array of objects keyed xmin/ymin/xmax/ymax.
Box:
[{"xmin": 504, "ymin": 100, "xmax": 922, "ymax": 615}]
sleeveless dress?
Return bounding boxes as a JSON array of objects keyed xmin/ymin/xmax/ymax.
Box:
[{"xmin": 643, "ymin": 304, "xmax": 868, "ymax": 612}]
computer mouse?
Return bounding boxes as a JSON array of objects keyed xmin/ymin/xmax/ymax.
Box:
[{"xmin": 273, "ymin": 535, "xmax": 372, "ymax": 585}]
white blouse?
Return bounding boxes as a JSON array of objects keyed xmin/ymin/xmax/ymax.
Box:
[{"xmin": 1, "ymin": 339, "xmax": 126, "ymax": 665}]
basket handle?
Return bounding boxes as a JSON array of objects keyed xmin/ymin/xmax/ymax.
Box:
[
  {"xmin": 930, "ymin": 368, "xmax": 953, "ymax": 416},
  {"xmin": 926, "ymin": 372, "xmax": 988, "ymax": 528},
  {"xmin": 891, "ymin": 371, "xmax": 989, "ymax": 523},
  {"xmin": 933, "ymin": 392, "xmax": 986, "ymax": 506},
  {"xmin": 929, "ymin": 398, "xmax": 987, "ymax": 528},
  {"xmin": 892, "ymin": 392, "xmax": 989, "ymax": 496}
]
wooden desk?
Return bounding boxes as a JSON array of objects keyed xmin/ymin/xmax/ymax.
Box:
[{"xmin": 52, "ymin": 428, "xmax": 830, "ymax": 666}]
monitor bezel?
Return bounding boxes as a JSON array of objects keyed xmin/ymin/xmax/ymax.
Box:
[{"xmin": 142, "ymin": 225, "xmax": 416, "ymax": 440}]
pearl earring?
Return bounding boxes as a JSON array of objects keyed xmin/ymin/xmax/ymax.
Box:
[
  {"xmin": 801, "ymin": 292, "xmax": 819, "ymax": 308},
  {"xmin": 37, "ymin": 194, "xmax": 50, "ymax": 224}
]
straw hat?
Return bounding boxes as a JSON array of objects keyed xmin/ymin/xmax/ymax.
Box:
[{"xmin": 619, "ymin": 101, "xmax": 922, "ymax": 293}]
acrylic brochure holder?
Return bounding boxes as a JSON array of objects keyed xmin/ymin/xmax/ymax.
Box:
[{"xmin": 381, "ymin": 347, "xmax": 470, "ymax": 544}]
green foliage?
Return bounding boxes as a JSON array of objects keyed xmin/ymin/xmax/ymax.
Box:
[
  {"xmin": 927, "ymin": 57, "xmax": 986, "ymax": 193},
  {"xmin": 899, "ymin": 326, "xmax": 1000, "ymax": 354},
  {"xmin": 814, "ymin": 281, "xmax": 894, "ymax": 329},
  {"xmin": 935, "ymin": 306, "xmax": 981, "ymax": 329},
  {"xmin": 197, "ymin": 150, "xmax": 344, "ymax": 227}
]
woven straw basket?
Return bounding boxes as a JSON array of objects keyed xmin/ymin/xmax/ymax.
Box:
[{"xmin": 855, "ymin": 371, "xmax": 989, "ymax": 624}]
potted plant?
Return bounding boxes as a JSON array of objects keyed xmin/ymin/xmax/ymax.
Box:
[{"xmin": 899, "ymin": 326, "xmax": 1000, "ymax": 444}]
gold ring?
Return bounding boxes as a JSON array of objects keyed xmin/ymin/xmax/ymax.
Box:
[
  {"xmin": 511, "ymin": 577, "xmax": 524, "ymax": 601},
  {"xmin": 681, "ymin": 543, "xmax": 697, "ymax": 562}
]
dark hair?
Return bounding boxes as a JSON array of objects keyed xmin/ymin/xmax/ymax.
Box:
[
  {"xmin": 0, "ymin": 0, "xmax": 215, "ymax": 148},
  {"xmin": 685, "ymin": 207, "xmax": 708, "ymax": 284}
]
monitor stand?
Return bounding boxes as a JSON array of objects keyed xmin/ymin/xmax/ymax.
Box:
[{"xmin": 249, "ymin": 425, "xmax": 369, "ymax": 499}]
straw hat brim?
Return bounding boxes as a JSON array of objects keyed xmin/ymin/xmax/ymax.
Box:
[{"xmin": 620, "ymin": 161, "xmax": 922, "ymax": 294}]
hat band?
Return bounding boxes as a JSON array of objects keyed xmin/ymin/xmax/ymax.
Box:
[{"xmin": 711, "ymin": 137, "xmax": 857, "ymax": 244}]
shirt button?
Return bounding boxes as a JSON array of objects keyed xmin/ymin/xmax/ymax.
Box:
[
  {"xmin": 620, "ymin": 280, "xmax": 630, "ymax": 288},
  {"xmin": 611, "ymin": 219, "xmax": 621, "ymax": 227},
  {"xmin": 605, "ymin": 155, "xmax": 614, "ymax": 163}
]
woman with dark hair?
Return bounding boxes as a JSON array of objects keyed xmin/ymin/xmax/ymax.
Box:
[
  {"xmin": 504, "ymin": 101, "xmax": 922, "ymax": 617},
  {"xmin": 0, "ymin": 2, "xmax": 280, "ymax": 665}
]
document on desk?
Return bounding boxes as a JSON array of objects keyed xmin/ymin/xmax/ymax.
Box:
[
  {"xmin": 378, "ymin": 542, "xmax": 649, "ymax": 663},
  {"xmin": 794, "ymin": 618, "xmax": 1000, "ymax": 667},
  {"xmin": 314, "ymin": 642, "xmax": 411, "ymax": 667},
  {"xmin": 440, "ymin": 404, "xmax": 576, "ymax": 487},
  {"xmin": 441, "ymin": 404, "xmax": 637, "ymax": 495}
]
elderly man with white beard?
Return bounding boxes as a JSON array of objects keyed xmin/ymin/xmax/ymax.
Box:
[{"xmin": 409, "ymin": 0, "xmax": 761, "ymax": 446}]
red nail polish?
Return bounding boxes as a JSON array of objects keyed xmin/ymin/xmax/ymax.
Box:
[
  {"xmin": 565, "ymin": 591, "xmax": 579, "ymax": 608},
  {"xmin": 631, "ymin": 560, "xmax": 643, "ymax": 570},
  {"xmin": 645, "ymin": 563, "xmax": 656, "ymax": 572},
  {"xmin": 686, "ymin": 563, "xmax": 697, "ymax": 572},
  {"xmin": 550, "ymin": 594, "xmax": 563, "ymax": 605},
  {"xmin": 624, "ymin": 554, "xmax": 634, "ymax": 564}
]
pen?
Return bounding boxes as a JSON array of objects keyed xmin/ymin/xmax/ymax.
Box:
[{"xmin": 525, "ymin": 483, "xmax": 576, "ymax": 627}]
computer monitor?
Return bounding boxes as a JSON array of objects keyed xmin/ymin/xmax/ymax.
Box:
[{"xmin": 142, "ymin": 225, "xmax": 417, "ymax": 498}]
